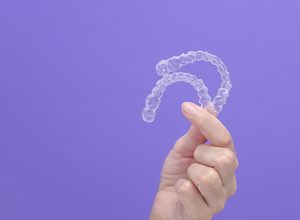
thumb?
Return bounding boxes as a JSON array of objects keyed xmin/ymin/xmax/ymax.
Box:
[{"xmin": 181, "ymin": 102, "xmax": 208, "ymax": 145}]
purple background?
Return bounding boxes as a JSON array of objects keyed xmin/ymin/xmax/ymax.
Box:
[{"xmin": 1, "ymin": 0, "xmax": 300, "ymax": 219}]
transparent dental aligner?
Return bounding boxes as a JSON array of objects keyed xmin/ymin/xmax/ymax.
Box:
[{"xmin": 142, "ymin": 50, "xmax": 232, "ymax": 123}]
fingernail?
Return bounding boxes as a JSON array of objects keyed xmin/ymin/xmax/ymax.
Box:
[{"xmin": 182, "ymin": 102, "xmax": 198, "ymax": 116}]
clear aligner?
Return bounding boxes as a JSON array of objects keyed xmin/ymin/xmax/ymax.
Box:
[{"xmin": 142, "ymin": 50, "xmax": 232, "ymax": 122}]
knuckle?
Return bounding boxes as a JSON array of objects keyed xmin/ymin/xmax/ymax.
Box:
[
  {"xmin": 200, "ymin": 168, "xmax": 219, "ymax": 187},
  {"xmin": 193, "ymin": 145, "xmax": 201, "ymax": 159},
  {"xmin": 187, "ymin": 163, "xmax": 198, "ymax": 177},
  {"xmin": 177, "ymin": 180, "xmax": 193, "ymax": 195},
  {"xmin": 219, "ymin": 133, "xmax": 233, "ymax": 147},
  {"xmin": 216, "ymin": 149, "xmax": 236, "ymax": 168},
  {"xmin": 174, "ymin": 135, "xmax": 185, "ymax": 147}
]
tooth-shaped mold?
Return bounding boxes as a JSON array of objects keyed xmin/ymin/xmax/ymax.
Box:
[{"xmin": 142, "ymin": 50, "xmax": 232, "ymax": 123}]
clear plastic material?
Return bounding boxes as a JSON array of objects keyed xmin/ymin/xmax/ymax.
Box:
[{"xmin": 142, "ymin": 50, "xmax": 232, "ymax": 122}]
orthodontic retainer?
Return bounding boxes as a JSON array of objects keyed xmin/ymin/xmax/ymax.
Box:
[{"xmin": 142, "ymin": 50, "xmax": 232, "ymax": 122}]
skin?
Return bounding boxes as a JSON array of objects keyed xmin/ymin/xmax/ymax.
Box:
[{"xmin": 150, "ymin": 102, "xmax": 238, "ymax": 220}]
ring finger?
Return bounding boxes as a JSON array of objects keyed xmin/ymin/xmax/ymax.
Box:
[{"xmin": 187, "ymin": 163, "xmax": 226, "ymax": 213}]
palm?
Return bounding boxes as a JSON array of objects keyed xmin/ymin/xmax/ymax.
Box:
[
  {"xmin": 151, "ymin": 125, "xmax": 204, "ymax": 219},
  {"xmin": 151, "ymin": 189, "xmax": 185, "ymax": 220}
]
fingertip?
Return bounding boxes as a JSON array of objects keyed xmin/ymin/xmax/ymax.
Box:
[
  {"xmin": 181, "ymin": 102, "xmax": 200, "ymax": 118},
  {"xmin": 182, "ymin": 102, "xmax": 209, "ymax": 124},
  {"xmin": 181, "ymin": 102, "xmax": 191, "ymax": 112}
]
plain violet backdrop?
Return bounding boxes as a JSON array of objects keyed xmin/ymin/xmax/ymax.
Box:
[{"xmin": 1, "ymin": 0, "xmax": 300, "ymax": 219}]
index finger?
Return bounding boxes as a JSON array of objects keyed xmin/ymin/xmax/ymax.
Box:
[{"xmin": 182, "ymin": 102, "xmax": 234, "ymax": 150}]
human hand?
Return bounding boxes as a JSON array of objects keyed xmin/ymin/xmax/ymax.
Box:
[{"xmin": 150, "ymin": 102, "xmax": 238, "ymax": 220}]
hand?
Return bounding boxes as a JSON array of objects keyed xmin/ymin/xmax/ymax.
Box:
[{"xmin": 150, "ymin": 102, "xmax": 238, "ymax": 220}]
